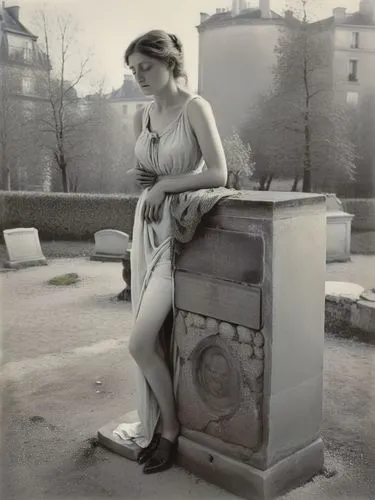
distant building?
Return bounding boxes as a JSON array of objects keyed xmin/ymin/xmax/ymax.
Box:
[
  {"xmin": 0, "ymin": 2, "xmax": 50, "ymax": 104},
  {"xmin": 107, "ymin": 70, "xmax": 152, "ymax": 132},
  {"xmin": 0, "ymin": 2, "xmax": 51, "ymax": 191},
  {"xmin": 332, "ymin": 1, "xmax": 375, "ymax": 108},
  {"xmin": 331, "ymin": 1, "xmax": 375, "ymax": 196},
  {"xmin": 197, "ymin": 1, "xmax": 284, "ymax": 136},
  {"xmin": 197, "ymin": 0, "xmax": 375, "ymax": 133}
]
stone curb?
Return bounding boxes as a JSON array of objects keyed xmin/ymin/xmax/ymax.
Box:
[{"xmin": 325, "ymin": 293, "xmax": 375, "ymax": 343}]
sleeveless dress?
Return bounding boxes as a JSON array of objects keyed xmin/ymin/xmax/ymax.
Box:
[{"xmin": 113, "ymin": 95, "xmax": 237, "ymax": 448}]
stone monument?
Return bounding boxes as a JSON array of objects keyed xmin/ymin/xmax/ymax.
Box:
[
  {"xmin": 98, "ymin": 192, "xmax": 327, "ymax": 499},
  {"xmin": 2, "ymin": 227, "xmax": 47, "ymax": 268},
  {"xmin": 90, "ymin": 229, "xmax": 129, "ymax": 262}
]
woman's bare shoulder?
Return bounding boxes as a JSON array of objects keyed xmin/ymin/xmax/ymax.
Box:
[{"xmin": 186, "ymin": 95, "xmax": 215, "ymax": 127}]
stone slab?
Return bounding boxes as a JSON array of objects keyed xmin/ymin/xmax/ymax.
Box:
[
  {"xmin": 97, "ymin": 413, "xmax": 141, "ymax": 461},
  {"xmin": 174, "ymin": 271, "xmax": 262, "ymax": 330},
  {"xmin": 326, "ymin": 212, "xmax": 353, "ymax": 263},
  {"xmin": 325, "ymin": 281, "xmax": 365, "ymax": 301},
  {"xmin": 3, "ymin": 227, "xmax": 47, "ymax": 268},
  {"xmin": 360, "ymin": 288, "xmax": 375, "ymax": 302},
  {"xmin": 325, "ymin": 193, "xmax": 343, "ymax": 212},
  {"xmin": 176, "ymin": 435, "xmax": 324, "ymax": 500},
  {"xmin": 175, "ymin": 227, "xmax": 264, "ymax": 285},
  {"xmin": 91, "ymin": 229, "xmax": 129, "ymax": 261}
]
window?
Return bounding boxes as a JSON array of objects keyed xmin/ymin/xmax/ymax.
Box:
[
  {"xmin": 23, "ymin": 39, "xmax": 33, "ymax": 63},
  {"xmin": 351, "ymin": 32, "xmax": 359, "ymax": 49},
  {"xmin": 346, "ymin": 91, "xmax": 359, "ymax": 107},
  {"xmin": 7, "ymin": 34, "xmax": 33, "ymax": 64},
  {"xmin": 122, "ymin": 104, "xmax": 128, "ymax": 115},
  {"xmin": 348, "ymin": 60, "xmax": 358, "ymax": 82},
  {"xmin": 22, "ymin": 76, "xmax": 33, "ymax": 95}
]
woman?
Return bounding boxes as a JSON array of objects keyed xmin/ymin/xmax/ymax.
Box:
[{"xmin": 113, "ymin": 29, "xmax": 235, "ymax": 474}]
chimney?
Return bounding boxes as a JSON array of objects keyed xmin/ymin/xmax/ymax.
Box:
[
  {"xmin": 359, "ymin": 0, "xmax": 375, "ymax": 22},
  {"xmin": 333, "ymin": 7, "xmax": 347, "ymax": 23},
  {"xmin": 200, "ymin": 12, "xmax": 210, "ymax": 23},
  {"xmin": 7, "ymin": 5, "xmax": 20, "ymax": 21},
  {"xmin": 259, "ymin": 0, "xmax": 271, "ymax": 19}
]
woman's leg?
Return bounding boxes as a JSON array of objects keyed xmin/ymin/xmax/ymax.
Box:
[{"xmin": 129, "ymin": 270, "xmax": 179, "ymax": 442}]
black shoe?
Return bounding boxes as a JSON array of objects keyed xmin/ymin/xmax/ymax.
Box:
[
  {"xmin": 137, "ymin": 433, "xmax": 161, "ymax": 465},
  {"xmin": 143, "ymin": 436, "xmax": 178, "ymax": 474}
]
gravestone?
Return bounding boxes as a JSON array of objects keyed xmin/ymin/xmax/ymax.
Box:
[
  {"xmin": 98, "ymin": 192, "xmax": 327, "ymax": 500},
  {"xmin": 90, "ymin": 229, "xmax": 129, "ymax": 262},
  {"xmin": 325, "ymin": 194, "xmax": 354, "ymax": 262},
  {"xmin": 3, "ymin": 228, "xmax": 47, "ymax": 269}
]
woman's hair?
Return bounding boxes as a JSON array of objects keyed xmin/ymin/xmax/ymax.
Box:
[{"xmin": 125, "ymin": 29, "xmax": 188, "ymax": 84}]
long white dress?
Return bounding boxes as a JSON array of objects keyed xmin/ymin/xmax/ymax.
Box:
[{"xmin": 113, "ymin": 95, "xmax": 236, "ymax": 448}]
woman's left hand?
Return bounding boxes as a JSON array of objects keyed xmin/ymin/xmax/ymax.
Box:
[
  {"xmin": 135, "ymin": 165, "xmax": 157, "ymax": 189},
  {"xmin": 141, "ymin": 184, "xmax": 166, "ymax": 224}
]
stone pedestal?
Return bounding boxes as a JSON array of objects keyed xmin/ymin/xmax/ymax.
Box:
[
  {"xmin": 326, "ymin": 211, "xmax": 354, "ymax": 263},
  {"xmin": 173, "ymin": 192, "xmax": 326, "ymax": 499},
  {"xmin": 98, "ymin": 192, "xmax": 326, "ymax": 499}
]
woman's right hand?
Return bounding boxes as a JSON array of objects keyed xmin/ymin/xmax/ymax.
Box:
[{"xmin": 135, "ymin": 165, "xmax": 157, "ymax": 190}]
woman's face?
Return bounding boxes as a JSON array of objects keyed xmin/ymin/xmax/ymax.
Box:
[{"xmin": 128, "ymin": 52, "xmax": 173, "ymax": 95}]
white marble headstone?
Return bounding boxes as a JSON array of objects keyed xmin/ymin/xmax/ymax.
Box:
[
  {"xmin": 91, "ymin": 229, "xmax": 129, "ymax": 261},
  {"xmin": 3, "ymin": 228, "xmax": 47, "ymax": 268}
]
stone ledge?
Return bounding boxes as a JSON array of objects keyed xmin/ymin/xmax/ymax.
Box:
[{"xmin": 325, "ymin": 282, "xmax": 375, "ymax": 342}]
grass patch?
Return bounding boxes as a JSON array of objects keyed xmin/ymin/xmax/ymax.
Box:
[{"xmin": 48, "ymin": 273, "xmax": 80, "ymax": 286}]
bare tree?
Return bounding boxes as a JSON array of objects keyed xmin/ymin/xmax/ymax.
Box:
[
  {"xmin": 223, "ymin": 130, "xmax": 255, "ymax": 190},
  {"xmin": 34, "ymin": 9, "xmax": 91, "ymax": 192}
]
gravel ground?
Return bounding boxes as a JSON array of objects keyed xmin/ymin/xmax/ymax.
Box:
[
  {"xmin": 0, "ymin": 241, "xmax": 94, "ymax": 262},
  {"xmin": 0, "ymin": 259, "xmax": 374, "ymax": 500}
]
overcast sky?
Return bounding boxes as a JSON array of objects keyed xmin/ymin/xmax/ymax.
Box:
[{"xmin": 13, "ymin": 0, "xmax": 361, "ymax": 95}]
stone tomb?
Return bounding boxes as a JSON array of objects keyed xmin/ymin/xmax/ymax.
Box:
[
  {"xmin": 325, "ymin": 194, "xmax": 354, "ymax": 263},
  {"xmin": 90, "ymin": 229, "xmax": 129, "ymax": 262},
  {"xmin": 173, "ymin": 192, "xmax": 326, "ymax": 499},
  {"xmin": 2, "ymin": 227, "xmax": 47, "ymax": 268},
  {"xmin": 98, "ymin": 192, "xmax": 327, "ymax": 499}
]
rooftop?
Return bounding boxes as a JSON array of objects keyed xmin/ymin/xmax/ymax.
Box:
[
  {"xmin": 198, "ymin": 8, "xmax": 283, "ymax": 29},
  {"xmin": 342, "ymin": 11, "xmax": 375, "ymax": 26},
  {"xmin": 0, "ymin": 4, "xmax": 37, "ymax": 39},
  {"xmin": 108, "ymin": 73, "xmax": 152, "ymax": 102}
]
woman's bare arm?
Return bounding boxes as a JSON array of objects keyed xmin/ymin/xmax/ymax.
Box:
[{"xmin": 155, "ymin": 98, "xmax": 227, "ymax": 194}]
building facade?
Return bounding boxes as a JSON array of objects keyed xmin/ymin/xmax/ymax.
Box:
[
  {"xmin": 0, "ymin": 3, "xmax": 50, "ymax": 104},
  {"xmin": 0, "ymin": 2, "xmax": 51, "ymax": 190},
  {"xmin": 332, "ymin": 2, "xmax": 375, "ymax": 107},
  {"xmin": 107, "ymin": 70, "xmax": 152, "ymax": 135},
  {"xmin": 197, "ymin": 1, "xmax": 284, "ymax": 137}
]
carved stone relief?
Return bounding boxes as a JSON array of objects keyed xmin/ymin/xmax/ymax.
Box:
[{"xmin": 174, "ymin": 309, "xmax": 265, "ymax": 452}]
